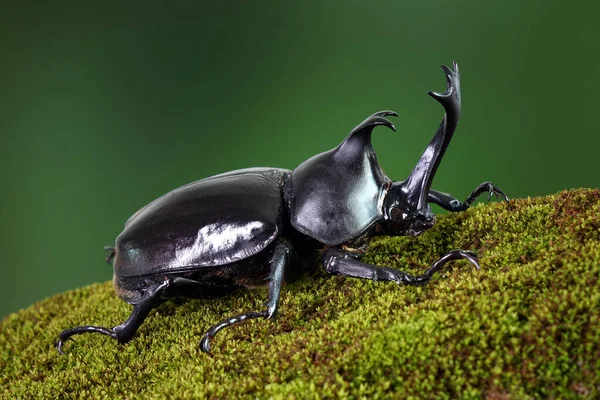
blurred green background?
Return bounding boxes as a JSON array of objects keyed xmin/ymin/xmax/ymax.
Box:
[{"xmin": 1, "ymin": 1, "xmax": 599, "ymax": 318}]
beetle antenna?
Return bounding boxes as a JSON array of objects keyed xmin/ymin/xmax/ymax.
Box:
[
  {"xmin": 402, "ymin": 62, "xmax": 461, "ymax": 212},
  {"xmin": 104, "ymin": 246, "xmax": 116, "ymax": 265}
]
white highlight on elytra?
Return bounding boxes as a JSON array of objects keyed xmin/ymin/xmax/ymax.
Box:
[{"xmin": 172, "ymin": 221, "xmax": 265, "ymax": 267}]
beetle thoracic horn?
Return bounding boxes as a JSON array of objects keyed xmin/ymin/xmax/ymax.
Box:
[
  {"xmin": 351, "ymin": 110, "xmax": 398, "ymax": 134},
  {"xmin": 401, "ymin": 62, "xmax": 461, "ymax": 212},
  {"xmin": 344, "ymin": 110, "xmax": 397, "ymax": 141}
]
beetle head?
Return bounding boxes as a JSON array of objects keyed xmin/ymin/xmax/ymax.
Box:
[{"xmin": 381, "ymin": 181, "xmax": 436, "ymax": 237}]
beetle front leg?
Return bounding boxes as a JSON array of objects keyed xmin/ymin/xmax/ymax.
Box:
[
  {"xmin": 57, "ymin": 277, "xmax": 170, "ymax": 354},
  {"xmin": 428, "ymin": 182, "xmax": 509, "ymax": 212},
  {"xmin": 322, "ymin": 248, "xmax": 479, "ymax": 285},
  {"xmin": 199, "ymin": 242, "xmax": 291, "ymax": 354}
]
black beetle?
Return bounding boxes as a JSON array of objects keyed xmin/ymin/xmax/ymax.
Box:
[{"xmin": 57, "ymin": 62, "xmax": 507, "ymax": 354}]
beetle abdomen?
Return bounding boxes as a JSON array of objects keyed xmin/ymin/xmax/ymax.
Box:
[{"xmin": 113, "ymin": 168, "xmax": 291, "ymax": 277}]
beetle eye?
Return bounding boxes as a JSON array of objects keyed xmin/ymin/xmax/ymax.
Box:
[{"xmin": 390, "ymin": 207, "xmax": 407, "ymax": 220}]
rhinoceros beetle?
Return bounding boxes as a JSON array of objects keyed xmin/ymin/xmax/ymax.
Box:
[{"xmin": 57, "ymin": 61, "xmax": 508, "ymax": 354}]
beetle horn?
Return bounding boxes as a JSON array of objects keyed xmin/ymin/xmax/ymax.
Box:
[
  {"xmin": 349, "ymin": 110, "xmax": 398, "ymax": 136},
  {"xmin": 338, "ymin": 110, "xmax": 397, "ymax": 155},
  {"xmin": 401, "ymin": 62, "xmax": 461, "ymax": 211}
]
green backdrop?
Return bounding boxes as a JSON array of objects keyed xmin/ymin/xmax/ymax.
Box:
[{"xmin": 1, "ymin": 1, "xmax": 598, "ymax": 318}]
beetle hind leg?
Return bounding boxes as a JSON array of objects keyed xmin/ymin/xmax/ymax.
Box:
[
  {"xmin": 57, "ymin": 277, "xmax": 170, "ymax": 354},
  {"xmin": 199, "ymin": 242, "xmax": 291, "ymax": 354},
  {"xmin": 199, "ymin": 310, "xmax": 269, "ymax": 354},
  {"xmin": 58, "ymin": 326, "xmax": 116, "ymax": 353}
]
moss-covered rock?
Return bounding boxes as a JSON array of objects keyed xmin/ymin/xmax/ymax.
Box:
[{"xmin": 1, "ymin": 189, "xmax": 599, "ymax": 398}]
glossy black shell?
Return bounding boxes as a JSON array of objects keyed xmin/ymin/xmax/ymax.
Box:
[
  {"xmin": 113, "ymin": 168, "xmax": 291, "ymax": 277},
  {"xmin": 289, "ymin": 117, "xmax": 392, "ymax": 245}
]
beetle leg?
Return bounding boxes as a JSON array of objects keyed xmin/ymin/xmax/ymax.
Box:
[
  {"xmin": 322, "ymin": 248, "xmax": 479, "ymax": 285},
  {"xmin": 199, "ymin": 242, "xmax": 291, "ymax": 354},
  {"xmin": 428, "ymin": 182, "xmax": 509, "ymax": 212},
  {"xmin": 57, "ymin": 277, "xmax": 170, "ymax": 354}
]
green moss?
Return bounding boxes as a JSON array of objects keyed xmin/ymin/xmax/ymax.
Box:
[{"xmin": 2, "ymin": 188, "xmax": 599, "ymax": 398}]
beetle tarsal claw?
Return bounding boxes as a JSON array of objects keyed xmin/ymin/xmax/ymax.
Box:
[
  {"xmin": 56, "ymin": 337, "xmax": 69, "ymax": 354},
  {"xmin": 199, "ymin": 335, "xmax": 213, "ymax": 354},
  {"xmin": 56, "ymin": 336, "xmax": 78, "ymax": 354},
  {"xmin": 198, "ymin": 310, "xmax": 270, "ymax": 354},
  {"xmin": 56, "ymin": 325, "xmax": 119, "ymax": 353},
  {"xmin": 496, "ymin": 187, "xmax": 510, "ymax": 203},
  {"xmin": 463, "ymin": 251, "xmax": 480, "ymax": 270},
  {"xmin": 485, "ymin": 183, "xmax": 509, "ymax": 203},
  {"xmin": 423, "ymin": 249, "xmax": 481, "ymax": 279}
]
